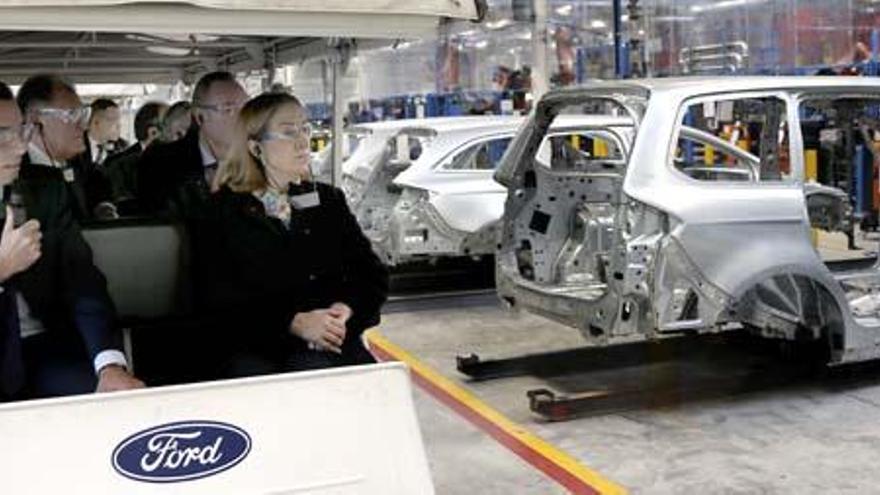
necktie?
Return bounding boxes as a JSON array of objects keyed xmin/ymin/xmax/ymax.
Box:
[
  {"xmin": 0, "ymin": 283, "xmax": 25, "ymax": 397},
  {"xmin": 96, "ymin": 143, "xmax": 111, "ymax": 166}
]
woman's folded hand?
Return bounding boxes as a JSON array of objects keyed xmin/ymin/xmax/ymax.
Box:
[{"xmin": 290, "ymin": 309, "xmax": 347, "ymax": 354}]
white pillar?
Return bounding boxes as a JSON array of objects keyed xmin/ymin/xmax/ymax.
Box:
[
  {"xmin": 331, "ymin": 57, "xmax": 345, "ymax": 187},
  {"xmin": 531, "ymin": 0, "xmax": 549, "ymax": 101}
]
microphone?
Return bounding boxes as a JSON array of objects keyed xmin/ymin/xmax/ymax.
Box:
[
  {"xmin": 287, "ymin": 180, "xmax": 320, "ymax": 210},
  {"xmin": 2, "ymin": 185, "xmax": 26, "ymax": 227}
]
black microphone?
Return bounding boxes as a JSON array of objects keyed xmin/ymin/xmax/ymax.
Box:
[
  {"xmin": 2, "ymin": 185, "xmax": 25, "ymax": 227},
  {"xmin": 287, "ymin": 180, "xmax": 320, "ymax": 210}
]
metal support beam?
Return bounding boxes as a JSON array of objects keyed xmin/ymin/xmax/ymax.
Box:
[
  {"xmin": 613, "ymin": 0, "xmax": 626, "ymax": 78},
  {"xmin": 0, "ymin": 41, "xmax": 254, "ymax": 49},
  {"xmin": 0, "ymin": 57, "xmax": 206, "ymax": 65},
  {"xmin": 330, "ymin": 45, "xmax": 350, "ymax": 187}
]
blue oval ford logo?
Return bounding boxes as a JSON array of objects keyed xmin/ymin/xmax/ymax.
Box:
[{"xmin": 112, "ymin": 420, "xmax": 251, "ymax": 483}]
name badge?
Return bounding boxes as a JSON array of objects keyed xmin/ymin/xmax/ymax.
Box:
[{"xmin": 289, "ymin": 191, "xmax": 320, "ymax": 209}]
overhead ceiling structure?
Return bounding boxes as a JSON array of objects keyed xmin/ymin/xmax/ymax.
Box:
[{"xmin": 0, "ymin": 0, "xmax": 486, "ymax": 84}]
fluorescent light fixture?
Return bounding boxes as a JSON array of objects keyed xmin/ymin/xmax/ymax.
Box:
[
  {"xmin": 127, "ymin": 33, "xmax": 219, "ymax": 43},
  {"xmin": 485, "ymin": 19, "xmax": 513, "ymax": 30},
  {"xmin": 653, "ymin": 15, "xmax": 696, "ymax": 22},
  {"xmin": 691, "ymin": 0, "xmax": 767, "ymax": 13},
  {"xmin": 590, "ymin": 19, "xmax": 607, "ymax": 29},
  {"xmin": 555, "ymin": 4, "xmax": 573, "ymax": 16},
  {"xmin": 473, "ymin": 40, "xmax": 489, "ymax": 49},
  {"xmin": 145, "ymin": 46, "xmax": 191, "ymax": 56}
]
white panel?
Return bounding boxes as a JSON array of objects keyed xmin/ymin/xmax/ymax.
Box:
[
  {"xmin": 0, "ymin": 363, "xmax": 434, "ymax": 494},
  {"xmin": 0, "ymin": 1, "xmax": 480, "ymax": 37}
]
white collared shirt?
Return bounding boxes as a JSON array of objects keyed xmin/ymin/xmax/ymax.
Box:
[
  {"xmin": 29, "ymin": 144, "xmax": 76, "ymax": 183},
  {"xmin": 88, "ymin": 136, "xmax": 104, "ymax": 165},
  {"xmin": 28, "ymin": 143, "xmax": 61, "ymax": 168}
]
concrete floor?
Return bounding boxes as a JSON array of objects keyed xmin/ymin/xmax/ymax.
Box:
[
  {"xmin": 412, "ymin": 386, "xmax": 566, "ymax": 494},
  {"xmin": 381, "ymin": 298, "xmax": 880, "ymax": 494}
]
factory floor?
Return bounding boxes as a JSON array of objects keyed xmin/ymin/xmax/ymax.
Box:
[{"xmin": 371, "ymin": 285, "xmax": 880, "ymax": 494}]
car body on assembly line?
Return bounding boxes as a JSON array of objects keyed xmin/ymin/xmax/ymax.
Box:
[
  {"xmin": 342, "ymin": 115, "xmax": 631, "ymax": 266},
  {"xmin": 495, "ymin": 76, "xmax": 880, "ymax": 365}
]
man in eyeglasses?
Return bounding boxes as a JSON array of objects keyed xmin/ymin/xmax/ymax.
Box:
[
  {"xmin": 137, "ymin": 71, "xmax": 247, "ymax": 217},
  {"xmin": 0, "ymin": 80, "xmax": 144, "ymax": 401},
  {"xmin": 100, "ymin": 102, "xmax": 167, "ymax": 216},
  {"xmin": 17, "ymin": 74, "xmax": 116, "ymax": 221}
]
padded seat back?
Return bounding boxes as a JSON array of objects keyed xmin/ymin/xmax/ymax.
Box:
[{"xmin": 82, "ymin": 220, "xmax": 191, "ymax": 321}]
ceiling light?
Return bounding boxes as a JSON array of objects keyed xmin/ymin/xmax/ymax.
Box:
[
  {"xmin": 132, "ymin": 33, "xmax": 220, "ymax": 43},
  {"xmin": 485, "ymin": 19, "xmax": 513, "ymax": 30},
  {"xmin": 691, "ymin": 0, "xmax": 766, "ymax": 13},
  {"xmin": 146, "ymin": 46, "xmax": 191, "ymax": 56},
  {"xmin": 555, "ymin": 5, "xmax": 573, "ymax": 16},
  {"xmin": 590, "ymin": 19, "xmax": 607, "ymax": 29}
]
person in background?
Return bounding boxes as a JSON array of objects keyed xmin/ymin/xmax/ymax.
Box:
[
  {"xmin": 71, "ymin": 98, "xmax": 129, "ymax": 219},
  {"xmin": 84, "ymin": 98, "xmax": 128, "ymax": 167},
  {"xmin": 161, "ymin": 101, "xmax": 192, "ymax": 142},
  {"xmin": 0, "ymin": 80, "xmax": 144, "ymax": 401},
  {"xmin": 100, "ymin": 101, "xmax": 167, "ymax": 215},
  {"xmin": 17, "ymin": 74, "xmax": 116, "ymax": 221},
  {"xmin": 193, "ymin": 91, "xmax": 388, "ymax": 378},
  {"xmin": 137, "ymin": 72, "xmax": 246, "ymax": 217}
]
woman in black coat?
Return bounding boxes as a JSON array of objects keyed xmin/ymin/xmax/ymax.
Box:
[{"xmin": 193, "ymin": 92, "xmax": 388, "ymax": 377}]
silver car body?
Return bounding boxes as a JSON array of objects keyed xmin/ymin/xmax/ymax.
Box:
[
  {"xmin": 495, "ymin": 77, "xmax": 880, "ymax": 365},
  {"xmin": 342, "ymin": 115, "xmax": 631, "ymax": 266}
]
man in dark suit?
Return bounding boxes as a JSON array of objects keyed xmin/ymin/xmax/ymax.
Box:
[
  {"xmin": 17, "ymin": 75, "xmax": 115, "ymax": 221},
  {"xmin": 72, "ymin": 98, "xmax": 130, "ymax": 220},
  {"xmin": 101, "ymin": 101, "xmax": 167, "ymax": 216},
  {"xmin": 137, "ymin": 71, "xmax": 247, "ymax": 217},
  {"xmin": 0, "ymin": 80, "xmax": 144, "ymax": 401},
  {"xmin": 85, "ymin": 99, "xmax": 128, "ymax": 167}
]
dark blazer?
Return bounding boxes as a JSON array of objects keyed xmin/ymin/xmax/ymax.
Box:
[
  {"xmin": 136, "ymin": 128, "xmax": 210, "ymax": 218},
  {"xmin": 79, "ymin": 135, "xmax": 128, "ymax": 166},
  {"xmin": 67, "ymin": 134, "xmax": 124, "ymax": 219},
  {"xmin": 8, "ymin": 163, "xmax": 121, "ymax": 360},
  {"xmin": 192, "ymin": 183, "xmax": 388, "ymax": 358},
  {"xmin": 100, "ymin": 142, "xmax": 143, "ymax": 215}
]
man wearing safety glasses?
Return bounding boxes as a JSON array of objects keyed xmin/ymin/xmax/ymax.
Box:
[
  {"xmin": 17, "ymin": 74, "xmax": 117, "ymax": 221},
  {"xmin": 137, "ymin": 71, "xmax": 247, "ymax": 218},
  {"xmin": 0, "ymin": 80, "xmax": 144, "ymax": 401}
]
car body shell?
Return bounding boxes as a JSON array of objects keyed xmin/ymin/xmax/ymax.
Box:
[
  {"xmin": 341, "ymin": 115, "xmax": 631, "ymax": 265},
  {"xmin": 495, "ymin": 76, "xmax": 880, "ymax": 365}
]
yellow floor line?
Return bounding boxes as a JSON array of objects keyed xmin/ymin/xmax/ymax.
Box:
[{"xmin": 365, "ymin": 329, "xmax": 627, "ymax": 495}]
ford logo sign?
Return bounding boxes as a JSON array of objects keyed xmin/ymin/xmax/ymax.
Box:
[{"xmin": 112, "ymin": 420, "xmax": 251, "ymax": 483}]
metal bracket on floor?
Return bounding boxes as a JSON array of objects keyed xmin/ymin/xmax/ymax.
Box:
[
  {"xmin": 527, "ymin": 387, "xmax": 638, "ymax": 421},
  {"xmin": 456, "ymin": 333, "xmax": 835, "ymax": 421}
]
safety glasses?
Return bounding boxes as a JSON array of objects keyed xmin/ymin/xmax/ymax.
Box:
[
  {"xmin": 0, "ymin": 123, "xmax": 36, "ymax": 144},
  {"xmin": 36, "ymin": 106, "xmax": 91, "ymax": 126},
  {"xmin": 261, "ymin": 123, "xmax": 313, "ymax": 142},
  {"xmin": 197, "ymin": 102, "xmax": 245, "ymax": 117}
]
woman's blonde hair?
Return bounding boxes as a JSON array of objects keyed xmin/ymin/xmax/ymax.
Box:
[{"xmin": 213, "ymin": 91, "xmax": 304, "ymax": 193}]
